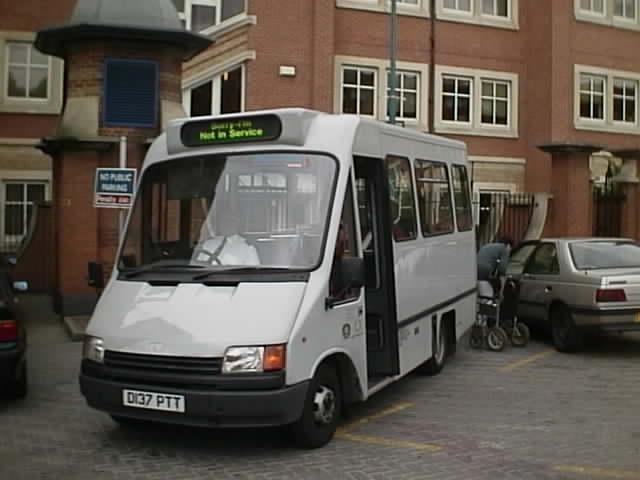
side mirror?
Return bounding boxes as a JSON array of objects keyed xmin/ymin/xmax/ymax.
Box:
[
  {"xmin": 87, "ymin": 261, "xmax": 105, "ymax": 289},
  {"xmin": 12, "ymin": 281, "xmax": 28, "ymax": 292}
]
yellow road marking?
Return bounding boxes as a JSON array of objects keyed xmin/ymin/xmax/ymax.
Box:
[
  {"xmin": 499, "ymin": 348, "xmax": 555, "ymax": 372},
  {"xmin": 554, "ymin": 465, "xmax": 640, "ymax": 479},
  {"xmin": 338, "ymin": 401, "xmax": 414, "ymax": 433},
  {"xmin": 337, "ymin": 431, "xmax": 442, "ymax": 452}
]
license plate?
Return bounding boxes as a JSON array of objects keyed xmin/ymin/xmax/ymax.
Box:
[{"xmin": 122, "ymin": 389, "xmax": 185, "ymax": 413}]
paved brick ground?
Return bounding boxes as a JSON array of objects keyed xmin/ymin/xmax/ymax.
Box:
[{"xmin": 2, "ymin": 296, "xmax": 640, "ymax": 479}]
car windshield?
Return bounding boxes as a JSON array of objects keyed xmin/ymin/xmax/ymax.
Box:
[
  {"xmin": 118, "ymin": 152, "xmax": 337, "ymax": 273},
  {"xmin": 569, "ymin": 241, "xmax": 640, "ymax": 270}
]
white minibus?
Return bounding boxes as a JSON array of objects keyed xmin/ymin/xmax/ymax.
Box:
[{"xmin": 80, "ymin": 108, "xmax": 477, "ymax": 448}]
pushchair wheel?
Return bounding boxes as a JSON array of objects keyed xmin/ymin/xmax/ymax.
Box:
[
  {"xmin": 510, "ymin": 322, "xmax": 530, "ymax": 347},
  {"xmin": 469, "ymin": 324, "xmax": 484, "ymax": 349},
  {"xmin": 486, "ymin": 326, "xmax": 507, "ymax": 352}
]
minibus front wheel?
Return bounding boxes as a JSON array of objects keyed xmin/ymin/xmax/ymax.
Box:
[{"xmin": 290, "ymin": 364, "xmax": 341, "ymax": 449}]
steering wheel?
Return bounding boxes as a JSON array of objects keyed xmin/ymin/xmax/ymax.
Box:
[{"xmin": 192, "ymin": 237, "xmax": 228, "ymax": 266}]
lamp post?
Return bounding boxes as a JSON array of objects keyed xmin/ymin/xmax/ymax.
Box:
[{"xmin": 388, "ymin": 0, "xmax": 398, "ymax": 125}]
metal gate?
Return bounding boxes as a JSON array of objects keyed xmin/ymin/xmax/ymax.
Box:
[{"xmin": 474, "ymin": 192, "xmax": 536, "ymax": 249}]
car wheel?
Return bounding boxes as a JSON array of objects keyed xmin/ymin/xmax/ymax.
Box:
[
  {"xmin": 290, "ymin": 364, "xmax": 341, "ymax": 449},
  {"xmin": 550, "ymin": 304, "xmax": 581, "ymax": 353},
  {"xmin": 421, "ymin": 321, "xmax": 448, "ymax": 375}
]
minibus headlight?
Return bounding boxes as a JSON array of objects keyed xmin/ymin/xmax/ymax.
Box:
[
  {"xmin": 222, "ymin": 345, "xmax": 285, "ymax": 373},
  {"xmin": 82, "ymin": 335, "xmax": 105, "ymax": 364}
]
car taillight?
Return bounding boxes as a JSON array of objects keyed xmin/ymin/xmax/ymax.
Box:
[
  {"xmin": 596, "ymin": 288, "xmax": 627, "ymax": 302},
  {"xmin": 0, "ymin": 320, "xmax": 17, "ymax": 342}
]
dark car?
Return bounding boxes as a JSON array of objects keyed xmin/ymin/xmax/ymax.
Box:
[{"xmin": 0, "ymin": 258, "xmax": 29, "ymax": 399}]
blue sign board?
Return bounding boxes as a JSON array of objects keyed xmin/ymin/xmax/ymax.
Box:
[{"xmin": 94, "ymin": 168, "xmax": 137, "ymax": 208}]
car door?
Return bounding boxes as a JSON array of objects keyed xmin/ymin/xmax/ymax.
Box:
[
  {"xmin": 520, "ymin": 242, "xmax": 561, "ymax": 322},
  {"xmin": 505, "ymin": 242, "xmax": 538, "ymax": 319}
]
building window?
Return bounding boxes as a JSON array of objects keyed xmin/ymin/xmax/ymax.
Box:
[
  {"xmin": 336, "ymin": 0, "xmax": 430, "ymax": 17},
  {"xmin": 442, "ymin": 75, "xmax": 472, "ymax": 123},
  {"xmin": 613, "ymin": 78, "xmax": 637, "ymax": 123},
  {"xmin": 481, "ymin": 0, "xmax": 509, "ymax": 17},
  {"xmin": 414, "ymin": 160, "xmax": 454, "ymax": 236},
  {"xmin": 3, "ymin": 181, "xmax": 47, "ymax": 249},
  {"xmin": 184, "ymin": 65, "xmax": 244, "ymax": 117},
  {"xmin": 5, "ymin": 42, "xmax": 49, "ymax": 100},
  {"xmin": 579, "ymin": 0, "xmax": 605, "ymax": 14},
  {"xmin": 387, "ymin": 70, "xmax": 419, "ymax": 121},
  {"xmin": 579, "ymin": 73, "xmax": 606, "ymax": 120},
  {"xmin": 481, "ymin": 79, "xmax": 510, "ymax": 125},
  {"xmin": 103, "ymin": 59, "xmax": 158, "ymax": 128},
  {"xmin": 171, "ymin": 0, "xmax": 245, "ymax": 32},
  {"xmin": 614, "ymin": 0, "xmax": 636, "ymax": 19},
  {"xmin": 435, "ymin": 66, "xmax": 518, "ymax": 137},
  {"xmin": 342, "ymin": 66, "xmax": 376, "ymax": 116},
  {"xmin": 437, "ymin": 0, "xmax": 516, "ymax": 28},
  {"xmin": 443, "ymin": 0, "xmax": 472, "ymax": 12}
]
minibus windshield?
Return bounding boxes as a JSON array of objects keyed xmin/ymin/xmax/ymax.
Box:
[{"xmin": 118, "ymin": 152, "xmax": 337, "ymax": 274}]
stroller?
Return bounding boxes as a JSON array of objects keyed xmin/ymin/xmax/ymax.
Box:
[{"xmin": 470, "ymin": 249, "xmax": 531, "ymax": 352}]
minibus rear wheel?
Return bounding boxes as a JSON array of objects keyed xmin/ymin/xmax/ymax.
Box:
[{"xmin": 290, "ymin": 364, "xmax": 341, "ymax": 449}]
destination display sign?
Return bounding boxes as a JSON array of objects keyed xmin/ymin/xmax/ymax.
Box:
[{"xmin": 181, "ymin": 114, "xmax": 282, "ymax": 147}]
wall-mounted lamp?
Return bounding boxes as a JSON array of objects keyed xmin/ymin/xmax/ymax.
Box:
[{"xmin": 279, "ymin": 65, "xmax": 296, "ymax": 77}]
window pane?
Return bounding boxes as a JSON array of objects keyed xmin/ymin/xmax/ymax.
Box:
[
  {"xmin": 452, "ymin": 165, "xmax": 472, "ymax": 231},
  {"xmin": 614, "ymin": 97, "xmax": 624, "ymax": 121},
  {"xmin": 30, "ymin": 48, "xmax": 48, "ymax": 67},
  {"xmin": 343, "ymin": 87, "xmax": 357, "ymax": 113},
  {"xmin": 404, "ymin": 73, "xmax": 417, "ymax": 90},
  {"xmin": 481, "ymin": 99, "xmax": 493, "ymax": 123},
  {"xmin": 360, "ymin": 89, "xmax": 374, "ymax": 115},
  {"xmin": 191, "ymin": 5, "xmax": 216, "ymax": 31},
  {"xmin": 27, "ymin": 184, "xmax": 45, "ymax": 203},
  {"xmin": 626, "ymin": 99, "xmax": 635, "ymax": 122},
  {"xmin": 442, "ymin": 96, "xmax": 455, "ymax": 121},
  {"xmin": 220, "ymin": 67, "xmax": 242, "ymax": 114},
  {"xmin": 460, "ymin": 0, "xmax": 471, "ymax": 10},
  {"xmin": 7, "ymin": 67, "xmax": 27, "ymax": 97},
  {"xmin": 343, "ymin": 68, "xmax": 357, "ymax": 85},
  {"xmin": 8, "ymin": 43, "xmax": 28, "ymax": 64},
  {"xmin": 615, "ymin": 0, "xmax": 624, "ymax": 15},
  {"xmin": 443, "ymin": 77, "xmax": 456, "ymax": 93},
  {"xmin": 580, "ymin": 75, "xmax": 591, "ymax": 91},
  {"xmin": 482, "ymin": 0, "xmax": 493, "ymax": 14},
  {"xmin": 444, "ymin": 0, "xmax": 456, "ymax": 8},
  {"xmin": 594, "ymin": 77, "xmax": 605, "ymax": 93},
  {"xmin": 458, "ymin": 79, "xmax": 471, "ymax": 94},
  {"xmin": 614, "ymin": 80, "xmax": 624, "ymax": 96},
  {"xmin": 580, "ymin": 93, "xmax": 592, "ymax": 118},
  {"xmin": 495, "ymin": 82, "xmax": 508, "ymax": 98},
  {"xmin": 190, "ymin": 81, "xmax": 213, "ymax": 116},
  {"xmin": 497, "ymin": 0, "xmax": 508, "ymax": 16},
  {"xmin": 626, "ymin": 0, "xmax": 636, "ymax": 17},
  {"xmin": 403, "ymin": 92, "xmax": 417, "ymax": 118},
  {"xmin": 481, "ymin": 81, "xmax": 493, "ymax": 97},
  {"xmin": 457, "ymin": 97, "xmax": 470, "ymax": 122},
  {"xmin": 580, "ymin": 0, "xmax": 590, "ymax": 9},
  {"xmin": 29, "ymin": 67, "xmax": 48, "ymax": 98},
  {"xmin": 495, "ymin": 100, "xmax": 508, "ymax": 124},
  {"xmin": 6, "ymin": 184, "xmax": 23, "ymax": 202},
  {"xmin": 222, "ymin": 0, "xmax": 245, "ymax": 21},
  {"xmin": 386, "ymin": 156, "xmax": 417, "ymax": 242},
  {"xmin": 360, "ymin": 70, "xmax": 375, "ymax": 87},
  {"xmin": 4, "ymin": 205, "xmax": 24, "ymax": 236},
  {"xmin": 593, "ymin": 95, "xmax": 604, "ymax": 119},
  {"xmin": 415, "ymin": 160, "xmax": 453, "ymax": 236},
  {"xmin": 594, "ymin": 0, "xmax": 604, "ymax": 12}
]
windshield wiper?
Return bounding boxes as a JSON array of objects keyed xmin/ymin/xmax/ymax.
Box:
[
  {"xmin": 122, "ymin": 262, "xmax": 207, "ymax": 279},
  {"xmin": 192, "ymin": 266, "xmax": 295, "ymax": 281}
]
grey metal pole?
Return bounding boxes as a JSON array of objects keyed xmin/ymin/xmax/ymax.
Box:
[
  {"xmin": 119, "ymin": 136, "xmax": 127, "ymax": 242},
  {"xmin": 389, "ymin": 0, "xmax": 398, "ymax": 125}
]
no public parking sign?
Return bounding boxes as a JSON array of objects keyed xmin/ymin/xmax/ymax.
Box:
[{"xmin": 94, "ymin": 168, "xmax": 137, "ymax": 209}]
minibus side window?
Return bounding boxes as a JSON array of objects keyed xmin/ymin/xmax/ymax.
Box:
[
  {"xmin": 451, "ymin": 165, "xmax": 473, "ymax": 232},
  {"xmin": 329, "ymin": 180, "xmax": 360, "ymax": 301},
  {"xmin": 385, "ymin": 155, "xmax": 417, "ymax": 242},
  {"xmin": 414, "ymin": 159, "xmax": 454, "ymax": 236}
]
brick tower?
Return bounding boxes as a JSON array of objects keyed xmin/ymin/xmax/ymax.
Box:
[{"xmin": 34, "ymin": 0, "xmax": 212, "ymax": 316}]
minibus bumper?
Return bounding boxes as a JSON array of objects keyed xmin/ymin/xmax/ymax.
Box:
[{"xmin": 79, "ymin": 364, "xmax": 309, "ymax": 428}]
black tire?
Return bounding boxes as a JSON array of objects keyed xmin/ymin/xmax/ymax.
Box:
[
  {"xmin": 8, "ymin": 360, "xmax": 27, "ymax": 399},
  {"xmin": 550, "ymin": 304, "xmax": 582, "ymax": 353},
  {"xmin": 486, "ymin": 326, "xmax": 506, "ymax": 352},
  {"xmin": 420, "ymin": 321, "xmax": 448, "ymax": 375},
  {"xmin": 510, "ymin": 322, "xmax": 530, "ymax": 347},
  {"xmin": 290, "ymin": 364, "xmax": 341, "ymax": 449}
]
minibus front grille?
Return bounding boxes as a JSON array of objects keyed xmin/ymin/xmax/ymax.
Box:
[{"xmin": 104, "ymin": 351, "xmax": 223, "ymax": 376}]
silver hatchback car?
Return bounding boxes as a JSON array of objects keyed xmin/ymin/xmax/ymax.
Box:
[{"xmin": 505, "ymin": 238, "xmax": 640, "ymax": 352}]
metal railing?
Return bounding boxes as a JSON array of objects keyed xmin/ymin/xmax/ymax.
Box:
[{"xmin": 474, "ymin": 192, "xmax": 536, "ymax": 250}]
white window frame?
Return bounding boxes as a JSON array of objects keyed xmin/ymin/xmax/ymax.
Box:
[
  {"xmin": 575, "ymin": 64, "xmax": 640, "ymax": 134},
  {"xmin": 334, "ymin": 55, "xmax": 429, "ymax": 130},
  {"xmin": 387, "ymin": 69, "xmax": 421, "ymax": 123},
  {"xmin": 578, "ymin": 0, "xmax": 607, "ymax": 16},
  {"xmin": 441, "ymin": 74, "xmax": 473, "ymax": 125},
  {"xmin": 442, "ymin": 0, "xmax": 473, "ymax": 15},
  {"xmin": 480, "ymin": 78, "xmax": 510, "ymax": 127},
  {"xmin": 436, "ymin": 0, "xmax": 518, "ymax": 29},
  {"xmin": 0, "ymin": 33, "xmax": 63, "ymax": 115},
  {"xmin": 480, "ymin": 0, "xmax": 510, "ymax": 19},
  {"xmin": 182, "ymin": 63, "xmax": 246, "ymax": 117},
  {"xmin": 336, "ymin": 0, "xmax": 430, "ymax": 18},
  {"xmin": 575, "ymin": 0, "xmax": 640, "ymax": 30},
  {"xmin": 174, "ymin": 0, "xmax": 255, "ymax": 37},
  {"xmin": 612, "ymin": 77, "xmax": 638, "ymax": 124},
  {"xmin": 341, "ymin": 65, "xmax": 378, "ymax": 118},
  {"xmin": 0, "ymin": 170, "xmax": 51, "ymax": 248},
  {"xmin": 578, "ymin": 73, "xmax": 607, "ymax": 122},
  {"xmin": 613, "ymin": 0, "xmax": 637, "ymax": 21},
  {"xmin": 4, "ymin": 41, "xmax": 51, "ymax": 102},
  {"xmin": 434, "ymin": 65, "xmax": 519, "ymax": 138}
]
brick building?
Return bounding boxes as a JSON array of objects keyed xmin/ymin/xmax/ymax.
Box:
[{"xmin": 3, "ymin": 0, "xmax": 640, "ymax": 313}]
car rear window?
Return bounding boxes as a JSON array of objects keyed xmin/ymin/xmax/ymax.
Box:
[{"xmin": 569, "ymin": 241, "xmax": 640, "ymax": 270}]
